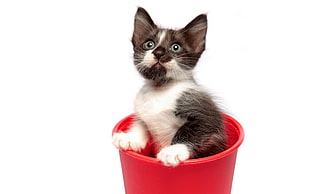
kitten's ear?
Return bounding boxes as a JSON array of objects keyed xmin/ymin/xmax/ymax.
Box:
[
  {"xmin": 132, "ymin": 7, "xmax": 156, "ymax": 47},
  {"xmin": 181, "ymin": 14, "xmax": 208, "ymax": 53}
]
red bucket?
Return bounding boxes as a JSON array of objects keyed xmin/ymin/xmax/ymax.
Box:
[{"xmin": 112, "ymin": 114, "xmax": 244, "ymax": 194}]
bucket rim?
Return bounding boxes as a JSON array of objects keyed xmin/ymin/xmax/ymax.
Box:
[{"xmin": 113, "ymin": 114, "xmax": 244, "ymax": 166}]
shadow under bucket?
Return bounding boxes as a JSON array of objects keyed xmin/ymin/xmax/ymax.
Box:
[{"xmin": 112, "ymin": 114, "xmax": 244, "ymax": 194}]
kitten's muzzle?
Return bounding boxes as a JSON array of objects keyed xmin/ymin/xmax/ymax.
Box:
[{"xmin": 152, "ymin": 62, "xmax": 163, "ymax": 69}]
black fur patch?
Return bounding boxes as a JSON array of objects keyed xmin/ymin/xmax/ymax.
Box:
[
  {"xmin": 173, "ymin": 89, "xmax": 226, "ymax": 158},
  {"xmin": 136, "ymin": 64, "xmax": 170, "ymax": 86}
]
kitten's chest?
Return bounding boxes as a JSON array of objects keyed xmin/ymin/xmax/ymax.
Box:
[
  {"xmin": 134, "ymin": 81, "xmax": 194, "ymax": 149},
  {"xmin": 134, "ymin": 82, "xmax": 192, "ymax": 119}
]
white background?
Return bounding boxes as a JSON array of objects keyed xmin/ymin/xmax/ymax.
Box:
[{"xmin": 1, "ymin": 0, "xmax": 309, "ymax": 193}]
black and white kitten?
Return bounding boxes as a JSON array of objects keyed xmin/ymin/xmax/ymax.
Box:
[{"xmin": 113, "ymin": 7, "xmax": 226, "ymax": 166}]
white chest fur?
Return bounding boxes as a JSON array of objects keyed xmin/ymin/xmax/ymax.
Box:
[{"xmin": 134, "ymin": 81, "xmax": 195, "ymax": 148}]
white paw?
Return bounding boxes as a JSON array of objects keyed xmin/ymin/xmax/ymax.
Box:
[
  {"xmin": 157, "ymin": 144, "xmax": 190, "ymax": 167},
  {"xmin": 112, "ymin": 132, "xmax": 147, "ymax": 152}
]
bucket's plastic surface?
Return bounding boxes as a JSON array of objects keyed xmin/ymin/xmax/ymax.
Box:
[{"xmin": 112, "ymin": 114, "xmax": 244, "ymax": 194}]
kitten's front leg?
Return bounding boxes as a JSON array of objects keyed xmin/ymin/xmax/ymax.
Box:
[{"xmin": 112, "ymin": 119, "xmax": 149, "ymax": 152}]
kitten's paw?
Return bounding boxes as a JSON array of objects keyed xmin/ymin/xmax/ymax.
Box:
[
  {"xmin": 157, "ymin": 144, "xmax": 190, "ymax": 167},
  {"xmin": 112, "ymin": 132, "xmax": 147, "ymax": 152}
]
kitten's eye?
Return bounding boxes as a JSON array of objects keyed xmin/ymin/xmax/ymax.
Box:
[
  {"xmin": 170, "ymin": 43, "xmax": 182, "ymax": 53},
  {"xmin": 143, "ymin": 40, "xmax": 155, "ymax": 50}
]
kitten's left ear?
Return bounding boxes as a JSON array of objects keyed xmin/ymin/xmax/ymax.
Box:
[
  {"xmin": 181, "ymin": 14, "xmax": 208, "ymax": 53},
  {"xmin": 132, "ymin": 7, "xmax": 157, "ymax": 47}
]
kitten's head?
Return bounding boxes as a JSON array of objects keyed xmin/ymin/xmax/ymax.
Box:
[{"xmin": 132, "ymin": 7, "xmax": 207, "ymax": 86}]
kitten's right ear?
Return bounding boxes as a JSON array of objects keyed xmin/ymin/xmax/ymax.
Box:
[
  {"xmin": 132, "ymin": 7, "xmax": 156, "ymax": 47},
  {"xmin": 181, "ymin": 14, "xmax": 208, "ymax": 53}
]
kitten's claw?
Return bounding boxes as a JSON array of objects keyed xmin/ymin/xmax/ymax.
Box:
[
  {"xmin": 157, "ymin": 144, "xmax": 190, "ymax": 167},
  {"xmin": 112, "ymin": 132, "xmax": 147, "ymax": 152}
]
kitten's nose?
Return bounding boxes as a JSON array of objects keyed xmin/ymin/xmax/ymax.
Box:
[{"xmin": 152, "ymin": 47, "xmax": 165, "ymax": 60}]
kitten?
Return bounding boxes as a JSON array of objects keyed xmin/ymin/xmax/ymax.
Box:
[{"xmin": 112, "ymin": 7, "xmax": 226, "ymax": 167}]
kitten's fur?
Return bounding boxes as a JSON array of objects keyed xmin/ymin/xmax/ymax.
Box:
[{"xmin": 113, "ymin": 7, "xmax": 226, "ymax": 166}]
